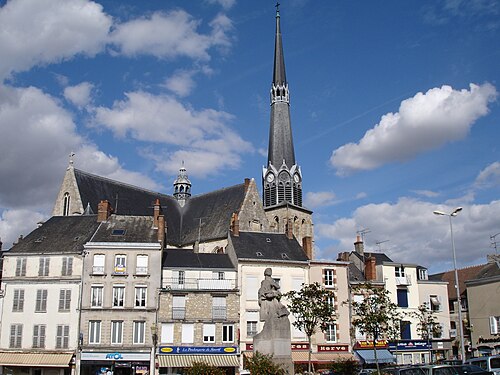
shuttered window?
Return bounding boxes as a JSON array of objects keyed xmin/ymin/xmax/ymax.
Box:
[
  {"xmin": 62, "ymin": 257, "xmax": 73, "ymax": 276},
  {"xmin": 32, "ymin": 325, "xmax": 46, "ymax": 348},
  {"xmin": 35, "ymin": 289, "xmax": 48, "ymax": 312},
  {"xmin": 12, "ymin": 289, "xmax": 25, "ymax": 312},
  {"xmin": 56, "ymin": 325, "xmax": 70, "ymax": 349},
  {"xmin": 59, "ymin": 289, "xmax": 71, "ymax": 311}
]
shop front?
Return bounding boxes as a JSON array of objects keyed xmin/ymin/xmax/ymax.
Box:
[
  {"xmin": 388, "ymin": 340, "xmax": 431, "ymax": 365},
  {"xmin": 80, "ymin": 351, "xmax": 151, "ymax": 375},
  {"xmin": 473, "ymin": 337, "xmax": 500, "ymax": 357},
  {"xmin": 0, "ymin": 352, "xmax": 74, "ymax": 375},
  {"xmin": 157, "ymin": 346, "xmax": 239, "ymax": 375},
  {"xmin": 354, "ymin": 340, "xmax": 395, "ymax": 368}
]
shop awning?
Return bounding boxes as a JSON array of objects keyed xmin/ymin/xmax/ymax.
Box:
[
  {"xmin": 355, "ymin": 349, "xmax": 395, "ymax": 364},
  {"xmin": 0, "ymin": 352, "xmax": 73, "ymax": 367},
  {"xmin": 158, "ymin": 355, "xmax": 239, "ymax": 368}
]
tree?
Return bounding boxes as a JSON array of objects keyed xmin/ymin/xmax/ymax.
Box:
[
  {"xmin": 329, "ymin": 357, "xmax": 360, "ymax": 375},
  {"xmin": 349, "ymin": 283, "xmax": 401, "ymax": 374},
  {"xmin": 186, "ymin": 361, "xmax": 225, "ymax": 375},
  {"xmin": 411, "ymin": 303, "xmax": 443, "ymax": 363},
  {"xmin": 244, "ymin": 351, "xmax": 286, "ymax": 375},
  {"xmin": 284, "ymin": 282, "xmax": 337, "ymax": 374}
]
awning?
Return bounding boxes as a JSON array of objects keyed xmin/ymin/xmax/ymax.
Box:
[
  {"xmin": 355, "ymin": 349, "xmax": 395, "ymax": 364},
  {"xmin": 244, "ymin": 351, "xmax": 354, "ymax": 363},
  {"xmin": 0, "ymin": 352, "xmax": 73, "ymax": 367},
  {"xmin": 158, "ymin": 355, "xmax": 239, "ymax": 368}
]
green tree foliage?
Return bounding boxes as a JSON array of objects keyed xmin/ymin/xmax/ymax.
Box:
[
  {"xmin": 329, "ymin": 357, "xmax": 360, "ymax": 375},
  {"xmin": 411, "ymin": 303, "xmax": 443, "ymax": 340},
  {"xmin": 244, "ymin": 351, "xmax": 286, "ymax": 375},
  {"xmin": 185, "ymin": 361, "xmax": 225, "ymax": 375},
  {"xmin": 284, "ymin": 282, "xmax": 337, "ymax": 374},
  {"xmin": 349, "ymin": 283, "xmax": 402, "ymax": 374}
]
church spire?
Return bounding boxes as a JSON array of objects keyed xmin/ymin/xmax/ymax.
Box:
[
  {"xmin": 173, "ymin": 162, "xmax": 191, "ymax": 207},
  {"xmin": 263, "ymin": 4, "xmax": 302, "ymax": 208}
]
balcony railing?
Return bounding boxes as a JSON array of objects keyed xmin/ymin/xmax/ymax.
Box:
[
  {"xmin": 92, "ymin": 266, "xmax": 104, "ymax": 275},
  {"xmin": 135, "ymin": 266, "xmax": 148, "ymax": 275},
  {"xmin": 172, "ymin": 307, "xmax": 185, "ymax": 320},
  {"xmin": 395, "ymin": 275, "xmax": 412, "ymax": 286},
  {"xmin": 212, "ymin": 306, "xmax": 227, "ymax": 320},
  {"xmin": 164, "ymin": 278, "xmax": 236, "ymax": 291}
]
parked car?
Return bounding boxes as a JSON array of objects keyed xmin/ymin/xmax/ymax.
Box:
[
  {"xmin": 382, "ymin": 366, "xmax": 427, "ymax": 375},
  {"xmin": 452, "ymin": 364, "xmax": 493, "ymax": 375},
  {"xmin": 418, "ymin": 365, "xmax": 461, "ymax": 375},
  {"xmin": 465, "ymin": 355, "xmax": 500, "ymax": 375}
]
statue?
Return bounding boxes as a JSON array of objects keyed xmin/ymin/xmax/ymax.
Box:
[{"xmin": 253, "ymin": 268, "xmax": 294, "ymax": 374}]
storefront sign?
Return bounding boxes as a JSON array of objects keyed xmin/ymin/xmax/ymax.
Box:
[
  {"xmin": 81, "ymin": 352, "xmax": 151, "ymax": 361},
  {"xmin": 318, "ymin": 344, "xmax": 349, "ymax": 352},
  {"xmin": 355, "ymin": 340, "xmax": 388, "ymax": 349},
  {"xmin": 388, "ymin": 341, "xmax": 430, "ymax": 351},
  {"xmin": 478, "ymin": 337, "xmax": 500, "ymax": 344},
  {"xmin": 159, "ymin": 346, "xmax": 238, "ymax": 355},
  {"xmin": 246, "ymin": 343, "xmax": 310, "ymax": 351}
]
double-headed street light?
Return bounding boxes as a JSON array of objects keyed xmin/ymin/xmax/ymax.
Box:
[{"xmin": 433, "ymin": 207, "xmax": 466, "ymax": 362}]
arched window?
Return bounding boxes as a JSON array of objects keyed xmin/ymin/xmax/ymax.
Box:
[{"xmin": 63, "ymin": 193, "xmax": 70, "ymax": 216}]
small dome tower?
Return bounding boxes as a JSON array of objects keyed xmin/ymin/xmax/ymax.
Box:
[{"xmin": 173, "ymin": 163, "xmax": 191, "ymax": 207}]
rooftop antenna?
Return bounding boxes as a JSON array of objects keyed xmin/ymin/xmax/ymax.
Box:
[
  {"xmin": 375, "ymin": 239, "xmax": 390, "ymax": 253},
  {"xmin": 491, "ymin": 232, "xmax": 500, "ymax": 255},
  {"xmin": 356, "ymin": 228, "xmax": 371, "ymax": 243}
]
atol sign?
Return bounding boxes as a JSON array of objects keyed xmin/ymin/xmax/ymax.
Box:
[{"xmin": 159, "ymin": 346, "xmax": 238, "ymax": 355}]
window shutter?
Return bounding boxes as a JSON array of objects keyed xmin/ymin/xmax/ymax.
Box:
[
  {"xmin": 40, "ymin": 325, "xmax": 46, "ymax": 348},
  {"xmin": 59, "ymin": 290, "xmax": 65, "ymax": 310},
  {"xmin": 42, "ymin": 289, "xmax": 48, "ymax": 311},
  {"xmin": 16, "ymin": 259, "xmax": 21, "ymax": 276},
  {"xmin": 33, "ymin": 325, "xmax": 39, "ymax": 347},
  {"xmin": 56, "ymin": 325, "xmax": 62, "ymax": 348},
  {"xmin": 19, "ymin": 290, "xmax": 24, "ymax": 311},
  {"xmin": 63, "ymin": 325, "xmax": 69, "ymax": 348},
  {"xmin": 10, "ymin": 325, "xmax": 16, "ymax": 348},
  {"xmin": 490, "ymin": 316, "xmax": 498, "ymax": 334},
  {"xmin": 39, "ymin": 258, "xmax": 44, "ymax": 276},
  {"xmin": 65, "ymin": 290, "xmax": 71, "ymax": 310},
  {"xmin": 67, "ymin": 257, "xmax": 73, "ymax": 275}
]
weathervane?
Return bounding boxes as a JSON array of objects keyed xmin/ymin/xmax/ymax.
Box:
[
  {"xmin": 69, "ymin": 151, "xmax": 75, "ymax": 167},
  {"xmin": 276, "ymin": 2, "xmax": 280, "ymax": 14}
]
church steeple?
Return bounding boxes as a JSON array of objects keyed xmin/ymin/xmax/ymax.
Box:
[
  {"xmin": 263, "ymin": 4, "xmax": 302, "ymax": 208},
  {"xmin": 173, "ymin": 163, "xmax": 191, "ymax": 207}
]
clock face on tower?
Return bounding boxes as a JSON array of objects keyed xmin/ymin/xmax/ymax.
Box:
[
  {"xmin": 266, "ymin": 173, "xmax": 275, "ymax": 182},
  {"xmin": 293, "ymin": 173, "xmax": 300, "ymax": 183}
]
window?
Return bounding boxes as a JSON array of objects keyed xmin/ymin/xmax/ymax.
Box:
[
  {"xmin": 216, "ymin": 271, "xmax": 225, "ymax": 280},
  {"xmin": 172, "ymin": 295, "xmax": 186, "ymax": 319},
  {"xmin": 113, "ymin": 286, "xmax": 125, "ymax": 307},
  {"xmin": 35, "ymin": 289, "xmax": 48, "ymax": 312},
  {"xmin": 89, "ymin": 321, "xmax": 101, "ymax": 344},
  {"xmin": 181, "ymin": 324, "xmax": 194, "ymax": 343},
  {"xmin": 136, "ymin": 255, "xmax": 148, "ymax": 275},
  {"xmin": 90, "ymin": 286, "xmax": 103, "ymax": 308},
  {"xmin": 326, "ymin": 295, "xmax": 336, "ymax": 311},
  {"xmin": 324, "ymin": 269, "xmax": 335, "ymax": 287},
  {"xmin": 10, "ymin": 324, "xmax": 23, "ymax": 348},
  {"xmin": 178, "ymin": 270, "xmax": 185, "ymax": 286},
  {"xmin": 15, "ymin": 257, "xmax": 27, "ymax": 276},
  {"xmin": 93, "ymin": 254, "xmax": 105, "ymax": 274},
  {"xmin": 397, "ymin": 288, "xmax": 408, "ymax": 308},
  {"xmin": 135, "ymin": 286, "xmax": 147, "ymax": 308},
  {"xmin": 111, "ymin": 321, "xmax": 123, "ymax": 344},
  {"xmin": 32, "ymin": 325, "xmax": 46, "ymax": 348},
  {"xmin": 418, "ymin": 268, "xmax": 428, "ymax": 280},
  {"xmin": 222, "ymin": 324, "xmax": 234, "ymax": 343},
  {"xmin": 56, "ymin": 325, "xmax": 69, "ymax": 349},
  {"xmin": 490, "ymin": 316, "xmax": 500, "ymax": 334},
  {"xmin": 213, "ymin": 296, "xmax": 227, "ymax": 320},
  {"xmin": 430, "ymin": 295, "xmax": 441, "ymax": 312},
  {"xmin": 401, "ymin": 320, "xmax": 411, "ymax": 340},
  {"xmin": 62, "ymin": 257, "xmax": 73, "ymax": 276},
  {"xmin": 433, "ymin": 323, "xmax": 443, "ymax": 339},
  {"xmin": 325, "ymin": 324, "xmax": 337, "ymax": 342},
  {"xmin": 59, "ymin": 289, "xmax": 71, "ymax": 311},
  {"xmin": 395, "ymin": 266, "xmax": 405, "ymax": 277},
  {"xmin": 133, "ymin": 321, "xmax": 146, "ymax": 344},
  {"xmin": 39, "ymin": 257, "xmax": 50, "ymax": 276},
  {"xmin": 246, "ymin": 276, "xmax": 258, "ymax": 300},
  {"xmin": 63, "ymin": 192, "xmax": 70, "ymax": 216},
  {"xmin": 161, "ymin": 323, "xmax": 174, "ymax": 344},
  {"xmin": 114, "ymin": 254, "xmax": 126, "ymax": 274},
  {"xmin": 246, "ymin": 311, "xmax": 259, "ymax": 337},
  {"xmin": 203, "ymin": 324, "xmax": 216, "ymax": 343},
  {"xmin": 12, "ymin": 289, "xmax": 25, "ymax": 312}
]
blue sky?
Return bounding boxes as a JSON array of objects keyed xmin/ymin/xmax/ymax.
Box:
[{"xmin": 0, "ymin": 0, "xmax": 499, "ymax": 273}]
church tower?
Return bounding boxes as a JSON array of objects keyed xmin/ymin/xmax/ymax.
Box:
[
  {"xmin": 173, "ymin": 163, "xmax": 191, "ymax": 207},
  {"xmin": 262, "ymin": 4, "xmax": 313, "ymax": 255}
]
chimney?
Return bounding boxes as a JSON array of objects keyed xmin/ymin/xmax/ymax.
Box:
[
  {"xmin": 193, "ymin": 240, "xmax": 200, "ymax": 253},
  {"xmin": 244, "ymin": 178, "xmax": 250, "ymax": 192},
  {"xmin": 364, "ymin": 256, "xmax": 376, "ymax": 281},
  {"xmin": 354, "ymin": 235, "xmax": 364, "ymax": 256},
  {"xmin": 97, "ymin": 200, "xmax": 113, "ymax": 222},
  {"xmin": 302, "ymin": 236, "xmax": 313, "ymax": 259},
  {"xmin": 153, "ymin": 199, "xmax": 162, "ymax": 228},
  {"xmin": 337, "ymin": 252, "xmax": 350, "ymax": 262},
  {"xmin": 286, "ymin": 218, "xmax": 293, "ymax": 240},
  {"xmin": 231, "ymin": 212, "xmax": 240, "ymax": 236},
  {"xmin": 157, "ymin": 215, "xmax": 165, "ymax": 246}
]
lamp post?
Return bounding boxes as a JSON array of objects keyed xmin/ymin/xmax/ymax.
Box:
[{"xmin": 433, "ymin": 207, "xmax": 466, "ymax": 362}]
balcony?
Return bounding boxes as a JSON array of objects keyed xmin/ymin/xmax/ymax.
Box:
[
  {"xmin": 395, "ymin": 275, "xmax": 412, "ymax": 286},
  {"xmin": 212, "ymin": 306, "xmax": 227, "ymax": 320},
  {"xmin": 172, "ymin": 307, "xmax": 186, "ymax": 320},
  {"xmin": 92, "ymin": 266, "xmax": 104, "ymax": 275},
  {"xmin": 164, "ymin": 278, "xmax": 236, "ymax": 291},
  {"xmin": 135, "ymin": 266, "xmax": 148, "ymax": 275}
]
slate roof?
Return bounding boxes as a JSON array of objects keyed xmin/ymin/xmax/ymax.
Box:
[
  {"xmin": 351, "ymin": 251, "xmax": 393, "ymax": 265},
  {"xmin": 73, "ymin": 168, "xmax": 247, "ymax": 247},
  {"xmin": 472, "ymin": 261, "xmax": 500, "ymax": 280},
  {"xmin": 163, "ymin": 249, "xmax": 235, "ymax": 269},
  {"xmin": 90, "ymin": 215, "xmax": 157, "ymax": 243},
  {"xmin": 430, "ymin": 264, "xmax": 485, "ymax": 300},
  {"xmin": 230, "ymin": 232, "xmax": 308, "ymax": 262},
  {"xmin": 6, "ymin": 215, "xmax": 100, "ymax": 255},
  {"xmin": 348, "ymin": 262, "xmax": 367, "ymax": 282}
]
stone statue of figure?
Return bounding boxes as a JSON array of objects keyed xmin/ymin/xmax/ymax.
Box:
[
  {"xmin": 253, "ymin": 267, "xmax": 294, "ymax": 374},
  {"xmin": 258, "ymin": 268, "xmax": 289, "ymax": 321}
]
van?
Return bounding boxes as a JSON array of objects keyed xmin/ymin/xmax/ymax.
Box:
[{"xmin": 465, "ymin": 355, "xmax": 500, "ymax": 375}]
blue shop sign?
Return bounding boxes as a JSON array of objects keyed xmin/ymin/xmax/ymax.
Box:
[
  {"xmin": 159, "ymin": 346, "xmax": 238, "ymax": 355},
  {"xmin": 389, "ymin": 341, "xmax": 431, "ymax": 351}
]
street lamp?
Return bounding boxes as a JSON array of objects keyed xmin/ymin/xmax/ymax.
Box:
[{"xmin": 433, "ymin": 207, "xmax": 466, "ymax": 362}]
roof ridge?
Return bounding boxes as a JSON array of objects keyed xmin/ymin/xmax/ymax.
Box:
[{"xmin": 189, "ymin": 181, "xmax": 246, "ymax": 199}]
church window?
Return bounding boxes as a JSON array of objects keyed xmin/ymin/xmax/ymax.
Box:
[{"xmin": 63, "ymin": 193, "xmax": 70, "ymax": 216}]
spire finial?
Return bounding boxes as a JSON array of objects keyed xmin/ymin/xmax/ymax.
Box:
[
  {"xmin": 68, "ymin": 151, "xmax": 75, "ymax": 169},
  {"xmin": 276, "ymin": 2, "xmax": 280, "ymax": 16}
]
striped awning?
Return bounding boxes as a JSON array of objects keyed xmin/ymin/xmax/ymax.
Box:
[
  {"xmin": 158, "ymin": 355, "xmax": 239, "ymax": 368},
  {"xmin": 0, "ymin": 352, "xmax": 73, "ymax": 367}
]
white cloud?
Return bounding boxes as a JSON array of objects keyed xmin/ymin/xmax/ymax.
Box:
[
  {"xmin": 412, "ymin": 189, "xmax": 440, "ymax": 198},
  {"xmin": 206, "ymin": 0, "xmax": 236, "ymax": 10},
  {"xmin": 164, "ymin": 70, "xmax": 197, "ymax": 97},
  {"xmin": 93, "ymin": 91, "xmax": 253, "ymax": 177},
  {"xmin": 474, "ymin": 161, "xmax": 500, "ymax": 189},
  {"xmin": 316, "ymin": 197, "xmax": 500, "ymax": 273},
  {"xmin": 330, "ymin": 84, "xmax": 498, "ymax": 175},
  {"xmin": 0, "ymin": 209, "xmax": 46, "ymax": 251},
  {"xmin": 110, "ymin": 10, "xmax": 233, "ymax": 60},
  {"xmin": 0, "ymin": 0, "xmax": 112, "ymax": 80},
  {"xmin": 64, "ymin": 82, "xmax": 95, "ymax": 108},
  {"xmin": 305, "ymin": 191, "xmax": 337, "ymax": 209}
]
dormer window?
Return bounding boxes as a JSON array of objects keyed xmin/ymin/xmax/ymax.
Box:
[{"xmin": 63, "ymin": 193, "xmax": 70, "ymax": 216}]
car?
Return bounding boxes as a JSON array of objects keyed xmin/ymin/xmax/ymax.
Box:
[
  {"xmin": 382, "ymin": 366, "xmax": 427, "ymax": 375},
  {"xmin": 418, "ymin": 364, "xmax": 461, "ymax": 375},
  {"xmin": 452, "ymin": 364, "xmax": 494, "ymax": 375}
]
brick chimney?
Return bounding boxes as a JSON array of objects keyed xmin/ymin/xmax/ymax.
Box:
[
  {"xmin": 97, "ymin": 200, "xmax": 113, "ymax": 222},
  {"xmin": 302, "ymin": 236, "xmax": 313, "ymax": 259},
  {"xmin": 244, "ymin": 178, "xmax": 250, "ymax": 193},
  {"xmin": 364, "ymin": 256, "xmax": 376, "ymax": 281},
  {"xmin": 153, "ymin": 198, "xmax": 162, "ymax": 228},
  {"xmin": 286, "ymin": 218, "xmax": 293, "ymax": 240},
  {"xmin": 337, "ymin": 252, "xmax": 350, "ymax": 262},
  {"xmin": 354, "ymin": 235, "xmax": 364, "ymax": 256},
  {"xmin": 231, "ymin": 212, "xmax": 240, "ymax": 237},
  {"xmin": 157, "ymin": 215, "xmax": 165, "ymax": 246}
]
